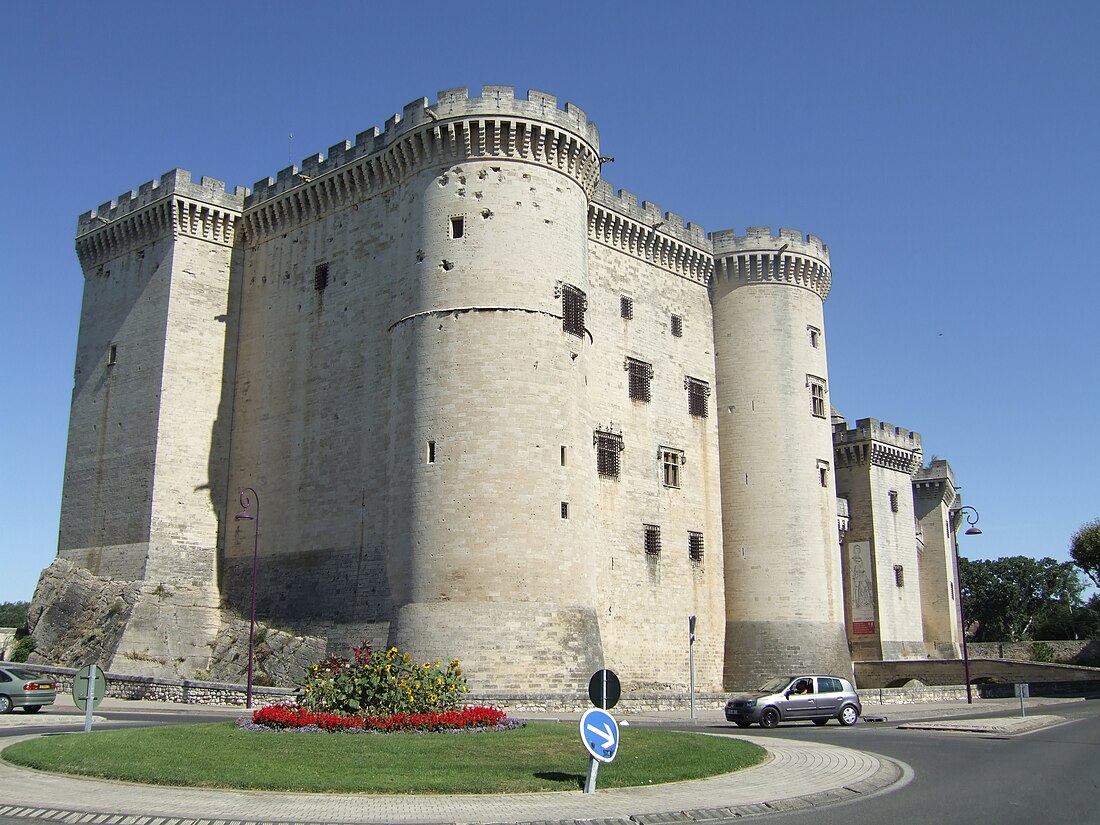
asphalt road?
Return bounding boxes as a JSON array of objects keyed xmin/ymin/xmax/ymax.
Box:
[{"xmin": 678, "ymin": 698, "xmax": 1100, "ymax": 824}]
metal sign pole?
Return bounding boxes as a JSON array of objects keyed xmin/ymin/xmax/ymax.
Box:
[
  {"xmin": 689, "ymin": 615, "xmax": 697, "ymax": 720},
  {"xmin": 584, "ymin": 757, "xmax": 600, "ymax": 794}
]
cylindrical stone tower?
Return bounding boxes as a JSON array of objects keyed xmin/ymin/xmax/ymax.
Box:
[
  {"xmin": 383, "ymin": 88, "xmax": 605, "ymax": 690},
  {"xmin": 710, "ymin": 226, "xmax": 850, "ymax": 688}
]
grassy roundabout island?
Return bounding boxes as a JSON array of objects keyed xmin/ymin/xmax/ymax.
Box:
[{"xmin": 2, "ymin": 721, "xmax": 765, "ymax": 794}]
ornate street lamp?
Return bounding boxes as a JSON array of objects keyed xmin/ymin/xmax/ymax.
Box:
[
  {"xmin": 951, "ymin": 505, "xmax": 982, "ymax": 704},
  {"xmin": 234, "ymin": 488, "xmax": 260, "ymax": 709}
]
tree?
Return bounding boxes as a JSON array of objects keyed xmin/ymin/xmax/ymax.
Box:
[
  {"xmin": 1069, "ymin": 518, "xmax": 1100, "ymax": 588},
  {"xmin": 959, "ymin": 556, "xmax": 1086, "ymax": 642},
  {"xmin": 0, "ymin": 601, "xmax": 29, "ymax": 629}
]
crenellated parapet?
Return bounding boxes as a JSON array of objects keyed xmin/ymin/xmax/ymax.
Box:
[
  {"xmin": 833, "ymin": 418, "xmax": 923, "ymax": 474},
  {"xmin": 710, "ymin": 226, "xmax": 832, "ymax": 301},
  {"xmin": 913, "ymin": 460, "xmax": 958, "ymax": 507},
  {"xmin": 241, "ymin": 87, "xmax": 602, "ymax": 246},
  {"xmin": 588, "ymin": 180, "xmax": 712, "ymax": 285},
  {"xmin": 75, "ymin": 169, "xmax": 246, "ymax": 270}
]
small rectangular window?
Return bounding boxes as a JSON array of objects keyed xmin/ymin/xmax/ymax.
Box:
[
  {"xmin": 686, "ymin": 377, "xmax": 710, "ymax": 418},
  {"xmin": 426, "ymin": 440, "xmax": 436, "ymax": 464},
  {"xmin": 689, "ymin": 531, "xmax": 704, "ymax": 564},
  {"xmin": 889, "ymin": 490, "xmax": 899, "ymax": 512},
  {"xmin": 560, "ymin": 445, "xmax": 567, "ymax": 466},
  {"xmin": 107, "ymin": 344, "xmax": 118, "ymax": 366},
  {"xmin": 620, "ymin": 296, "xmax": 633, "ymax": 320},
  {"xmin": 450, "ymin": 216, "xmax": 465, "ymax": 239},
  {"xmin": 561, "ymin": 502, "xmax": 569, "ymax": 519},
  {"xmin": 626, "ymin": 358, "xmax": 653, "ymax": 402},
  {"xmin": 808, "ymin": 325, "xmax": 821, "ymax": 348},
  {"xmin": 561, "ymin": 284, "xmax": 587, "ymax": 337},
  {"xmin": 594, "ymin": 430, "xmax": 624, "ymax": 478},
  {"xmin": 894, "ymin": 564, "xmax": 905, "ymax": 587},
  {"xmin": 671, "ymin": 314, "xmax": 683, "ymax": 337},
  {"xmin": 314, "ymin": 262, "xmax": 329, "ymax": 292},
  {"xmin": 808, "ymin": 376, "xmax": 827, "ymax": 418},
  {"xmin": 660, "ymin": 448, "xmax": 683, "ymax": 488},
  {"xmin": 644, "ymin": 524, "xmax": 661, "ymax": 556},
  {"xmin": 817, "ymin": 459, "xmax": 830, "ymax": 488}
]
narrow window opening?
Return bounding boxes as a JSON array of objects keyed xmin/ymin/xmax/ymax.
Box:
[
  {"xmin": 450, "ymin": 216, "xmax": 465, "ymax": 238},
  {"xmin": 594, "ymin": 429, "xmax": 624, "ymax": 478},
  {"xmin": 107, "ymin": 344, "xmax": 118, "ymax": 366},
  {"xmin": 644, "ymin": 524, "xmax": 661, "ymax": 557},
  {"xmin": 560, "ymin": 445, "xmax": 567, "ymax": 466},
  {"xmin": 808, "ymin": 376, "xmax": 827, "ymax": 418},
  {"xmin": 689, "ymin": 531, "xmax": 704, "ymax": 564},
  {"xmin": 561, "ymin": 502, "xmax": 569, "ymax": 519},
  {"xmin": 808, "ymin": 325, "xmax": 821, "ymax": 348},
  {"xmin": 889, "ymin": 490, "xmax": 899, "ymax": 512},
  {"xmin": 894, "ymin": 564, "xmax": 905, "ymax": 587},
  {"xmin": 314, "ymin": 262, "xmax": 329, "ymax": 292},
  {"xmin": 660, "ymin": 447, "xmax": 684, "ymax": 488},
  {"xmin": 426, "ymin": 440, "xmax": 436, "ymax": 464},
  {"xmin": 671, "ymin": 314, "xmax": 683, "ymax": 337},
  {"xmin": 626, "ymin": 358, "xmax": 653, "ymax": 402},
  {"xmin": 561, "ymin": 284, "xmax": 587, "ymax": 337},
  {"xmin": 817, "ymin": 459, "xmax": 830, "ymax": 488},
  {"xmin": 686, "ymin": 377, "xmax": 710, "ymax": 418},
  {"xmin": 620, "ymin": 296, "xmax": 633, "ymax": 320}
]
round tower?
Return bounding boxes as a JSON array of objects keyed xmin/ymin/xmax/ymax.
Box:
[
  {"xmin": 383, "ymin": 88, "xmax": 605, "ymax": 690},
  {"xmin": 710, "ymin": 227, "xmax": 850, "ymax": 688}
]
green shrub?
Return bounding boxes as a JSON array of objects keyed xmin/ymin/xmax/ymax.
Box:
[
  {"xmin": 1029, "ymin": 641, "xmax": 1057, "ymax": 663},
  {"xmin": 300, "ymin": 643, "xmax": 467, "ymax": 716},
  {"xmin": 10, "ymin": 635, "xmax": 36, "ymax": 663}
]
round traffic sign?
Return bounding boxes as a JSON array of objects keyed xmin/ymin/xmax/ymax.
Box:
[
  {"xmin": 73, "ymin": 664, "xmax": 106, "ymax": 712},
  {"xmin": 579, "ymin": 707, "xmax": 620, "ymax": 763},
  {"xmin": 588, "ymin": 668, "xmax": 621, "ymax": 710}
]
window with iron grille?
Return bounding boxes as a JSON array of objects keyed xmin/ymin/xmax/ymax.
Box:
[
  {"xmin": 620, "ymin": 296, "xmax": 633, "ymax": 320},
  {"xmin": 561, "ymin": 284, "xmax": 587, "ymax": 337},
  {"xmin": 644, "ymin": 524, "xmax": 661, "ymax": 556},
  {"xmin": 686, "ymin": 377, "xmax": 710, "ymax": 418},
  {"xmin": 660, "ymin": 447, "xmax": 683, "ymax": 488},
  {"xmin": 594, "ymin": 430, "xmax": 624, "ymax": 478},
  {"xmin": 671, "ymin": 314, "xmax": 683, "ymax": 337},
  {"xmin": 808, "ymin": 376, "xmax": 827, "ymax": 418},
  {"xmin": 889, "ymin": 490, "xmax": 899, "ymax": 512},
  {"xmin": 314, "ymin": 262, "xmax": 330, "ymax": 292},
  {"xmin": 894, "ymin": 564, "xmax": 905, "ymax": 587},
  {"xmin": 626, "ymin": 358, "xmax": 653, "ymax": 402},
  {"xmin": 689, "ymin": 531, "xmax": 704, "ymax": 564}
]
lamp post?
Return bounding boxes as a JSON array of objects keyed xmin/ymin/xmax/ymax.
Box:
[
  {"xmin": 234, "ymin": 488, "xmax": 260, "ymax": 709},
  {"xmin": 951, "ymin": 504, "xmax": 982, "ymax": 704}
]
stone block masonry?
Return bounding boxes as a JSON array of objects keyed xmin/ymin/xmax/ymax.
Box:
[{"xmin": 33, "ymin": 85, "xmax": 963, "ymax": 695}]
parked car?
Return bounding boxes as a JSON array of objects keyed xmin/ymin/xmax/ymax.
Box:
[
  {"xmin": 0, "ymin": 665, "xmax": 57, "ymax": 714},
  {"xmin": 724, "ymin": 674, "xmax": 861, "ymax": 728}
]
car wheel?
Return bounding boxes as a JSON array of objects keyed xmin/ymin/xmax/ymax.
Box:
[
  {"xmin": 735, "ymin": 721, "xmax": 752, "ymax": 728},
  {"xmin": 838, "ymin": 704, "xmax": 859, "ymax": 726},
  {"xmin": 0, "ymin": 695, "xmax": 12, "ymax": 714},
  {"xmin": 22, "ymin": 705, "xmax": 42, "ymax": 714},
  {"xmin": 812, "ymin": 718, "xmax": 829, "ymax": 726},
  {"xmin": 759, "ymin": 707, "xmax": 780, "ymax": 728}
]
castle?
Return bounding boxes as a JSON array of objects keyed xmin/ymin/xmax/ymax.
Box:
[{"xmin": 28, "ymin": 87, "xmax": 964, "ymax": 693}]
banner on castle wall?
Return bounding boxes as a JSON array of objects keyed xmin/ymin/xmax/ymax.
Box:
[{"xmin": 847, "ymin": 541, "xmax": 876, "ymax": 635}]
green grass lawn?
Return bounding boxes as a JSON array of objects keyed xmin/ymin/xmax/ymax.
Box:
[{"xmin": 2, "ymin": 722, "xmax": 764, "ymax": 794}]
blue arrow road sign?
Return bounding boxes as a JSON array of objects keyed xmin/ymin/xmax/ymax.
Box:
[{"xmin": 579, "ymin": 708, "xmax": 619, "ymax": 763}]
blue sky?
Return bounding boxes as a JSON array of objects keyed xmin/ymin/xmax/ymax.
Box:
[{"xmin": 2, "ymin": 1, "xmax": 1097, "ymax": 603}]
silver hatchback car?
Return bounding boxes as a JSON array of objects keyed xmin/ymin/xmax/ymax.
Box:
[{"xmin": 724, "ymin": 674, "xmax": 861, "ymax": 728}]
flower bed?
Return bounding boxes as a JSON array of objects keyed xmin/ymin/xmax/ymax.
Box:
[{"xmin": 243, "ymin": 703, "xmax": 524, "ymax": 734}]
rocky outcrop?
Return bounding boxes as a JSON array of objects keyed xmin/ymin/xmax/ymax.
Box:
[
  {"xmin": 25, "ymin": 558, "xmax": 140, "ymax": 668},
  {"xmin": 204, "ymin": 620, "xmax": 325, "ymax": 687}
]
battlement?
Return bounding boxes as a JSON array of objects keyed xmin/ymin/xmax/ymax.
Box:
[
  {"xmin": 77, "ymin": 169, "xmax": 247, "ymax": 236},
  {"xmin": 247, "ymin": 86, "xmax": 601, "ymax": 209},
  {"xmin": 833, "ymin": 418, "xmax": 922, "ymax": 451},
  {"xmin": 591, "ymin": 180, "xmax": 708, "ymax": 247},
  {"xmin": 913, "ymin": 460, "xmax": 958, "ymax": 506},
  {"xmin": 709, "ymin": 226, "xmax": 829, "ymax": 263}
]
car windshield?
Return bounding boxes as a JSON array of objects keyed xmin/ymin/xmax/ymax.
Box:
[
  {"xmin": 7, "ymin": 669, "xmax": 44, "ymax": 681},
  {"xmin": 758, "ymin": 677, "xmax": 792, "ymax": 692}
]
